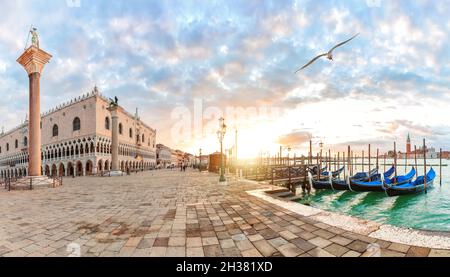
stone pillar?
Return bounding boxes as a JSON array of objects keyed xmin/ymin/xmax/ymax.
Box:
[
  {"xmin": 17, "ymin": 46, "xmax": 52, "ymax": 177},
  {"xmin": 107, "ymin": 105, "xmax": 122, "ymax": 175}
]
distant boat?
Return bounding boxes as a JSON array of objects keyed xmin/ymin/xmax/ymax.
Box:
[
  {"xmin": 350, "ymin": 167, "xmax": 415, "ymax": 192},
  {"xmin": 384, "ymin": 168, "xmax": 436, "ymax": 197}
]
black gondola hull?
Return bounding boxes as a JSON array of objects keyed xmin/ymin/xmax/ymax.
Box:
[{"xmin": 385, "ymin": 181, "xmax": 434, "ymax": 197}]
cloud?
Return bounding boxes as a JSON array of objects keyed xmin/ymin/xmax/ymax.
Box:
[{"xmin": 277, "ymin": 131, "xmax": 312, "ymax": 147}]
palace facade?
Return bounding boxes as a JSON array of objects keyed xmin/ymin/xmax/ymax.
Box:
[{"xmin": 0, "ymin": 87, "xmax": 157, "ymax": 178}]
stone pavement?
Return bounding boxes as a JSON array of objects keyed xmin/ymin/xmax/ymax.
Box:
[{"xmin": 0, "ymin": 170, "xmax": 449, "ymax": 257}]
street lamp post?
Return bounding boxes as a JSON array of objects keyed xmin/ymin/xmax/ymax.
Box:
[
  {"xmin": 217, "ymin": 117, "xmax": 227, "ymax": 183},
  {"xmin": 199, "ymin": 148, "xmax": 202, "ymax": 172},
  {"xmin": 287, "ymin": 147, "xmax": 292, "ymax": 166}
]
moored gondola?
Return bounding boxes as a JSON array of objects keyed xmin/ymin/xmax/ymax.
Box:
[
  {"xmin": 331, "ymin": 168, "xmax": 380, "ymax": 190},
  {"xmin": 384, "ymin": 168, "xmax": 436, "ymax": 197},
  {"xmin": 312, "ymin": 167, "xmax": 379, "ymax": 190},
  {"xmin": 350, "ymin": 166, "xmax": 415, "ymax": 192}
]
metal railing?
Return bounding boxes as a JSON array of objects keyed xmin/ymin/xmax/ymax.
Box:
[{"xmin": 2, "ymin": 175, "xmax": 62, "ymax": 191}]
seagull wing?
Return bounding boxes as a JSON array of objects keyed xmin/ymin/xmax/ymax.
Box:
[
  {"xmin": 295, "ymin": 53, "xmax": 328, "ymax": 73},
  {"xmin": 329, "ymin": 33, "xmax": 359, "ymax": 53}
]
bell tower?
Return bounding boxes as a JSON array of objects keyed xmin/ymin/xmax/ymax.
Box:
[{"xmin": 406, "ymin": 133, "xmax": 411, "ymax": 154}]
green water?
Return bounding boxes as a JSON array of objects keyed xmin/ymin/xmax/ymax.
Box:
[{"xmin": 298, "ymin": 159, "xmax": 450, "ymax": 232}]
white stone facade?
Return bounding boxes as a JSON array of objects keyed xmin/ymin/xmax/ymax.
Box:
[
  {"xmin": 156, "ymin": 144, "xmax": 172, "ymax": 168},
  {"xmin": 0, "ymin": 88, "xmax": 157, "ymax": 178}
]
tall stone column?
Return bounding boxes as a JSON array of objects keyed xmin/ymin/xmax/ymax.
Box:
[
  {"xmin": 107, "ymin": 104, "xmax": 122, "ymax": 176},
  {"xmin": 17, "ymin": 46, "xmax": 52, "ymax": 177}
]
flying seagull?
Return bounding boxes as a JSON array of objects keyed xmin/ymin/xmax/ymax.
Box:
[{"xmin": 296, "ymin": 33, "xmax": 359, "ymax": 73}]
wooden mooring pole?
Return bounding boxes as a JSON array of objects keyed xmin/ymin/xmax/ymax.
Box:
[
  {"xmin": 376, "ymin": 149, "xmax": 379, "ymax": 170},
  {"xmin": 414, "ymin": 145, "xmax": 418, "ymax": 178},
  {"xmin": 343, "ymin": 151, "xmax": 346, "ymax": 180},
  {"xmin": 368, "ymin": 144, "xmax": 371, "ymax": 180},
  {"xmin": 405, "ymin": 146, "xmax": 408, "ymax": 173},
  {"xmin": 424, "ymin": 139, "xmax": 427, "ymax": 194},
  {"xmin": 362, "ymin": 150, "xmax": 365, "ymax": 173},
  {"xmin": 440, "ymin": 148, "xmax": 442, "ymax": 186},
  {"xmin": 347, "ymin": 146, "xmax": 351, "ymax": 177},
  {"xmin": 394, "ymin": 142, "xmax": 397, "ymax": 183},
  {"xmin": 337, "ymin": 152, "xmax": 340, "ymax": 170},
  {"xmin": 334, "ymin": 154, "xmax": 337, "ymax": 171},
  {"xmin": 328, "ymin": 149, "xmax": 331, "ymax": 172},
  {"xmin": 309, "ymin": 140, "xmax": 313, "ymax": 165}
]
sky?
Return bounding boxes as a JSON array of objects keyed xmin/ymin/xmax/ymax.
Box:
[{"xmin": 0, "ymin": 0, "xmax": 449, "ymax": 158}]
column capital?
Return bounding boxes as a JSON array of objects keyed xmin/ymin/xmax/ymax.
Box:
[
  {"xmin": 17, "ymin": 46, "xmax": 52, "ymax": 75},
  {"xmin": 107, "ymin": 105, "xmax": 119, "ymax": 116}
]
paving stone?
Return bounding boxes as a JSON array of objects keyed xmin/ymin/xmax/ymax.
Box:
[
  {"xmin": 307, "ymin": 248, "xmax": 335, "ymax": 257},
  {"xmin": 166, "ymin": 246, "xmax": 186, "ymax": 257},
  {"xmin": 330, "ymin": 236, "xmax": 352, "ymax": 246},
  {"xmin": 125, "ymin": 237, "xmax": 142, "ymax": 247},
  {"xmin": 203, "ymin": 245, "xmax": 223, "ymax": 257},
  {"xmin": 347, "ymin": 240, "xmax": 369, "ymax": 253},
  {"xmin": 235, "ymin": 239, "xmax": 254, "ymax": 251},
  {"xmin": 380, "ymin": 249, "xmax": 405, "ymax": 257},
  {"xmin": 202, "ymin": 237, "xmax": 219, "ymax": 246},
  {"xmin": 153, "ymin": 237, "xmax": 169, "ymax": 247},
  {"xmin": 297, "ymin": 231, "xmax": 317, "ymax": 240},
  {"xmin": 324, "ymin": 243, "xmax": 350, "ymax": 257},
  {"xmin": 428, "ymin": 249, "xmax": 450, "ymax": 257},
  {"xmin": 388, "ymin": 243, "xmax": 410, "ymax": 253},
  {"xmin": 253, "ymin": 240, "xmax": 277, "ymax": 257},
  {"xmin": 241, "ymin": 247, "xmax": 263, "ymax": 257},
  {"xmin": 247, "ymin": 234, "xmax": 264, "ymax": 242},
  {"xmin": 308, "ymin": 237, "xmax": 332, "ymax": 248},
  {"xmin": 291, "ymin": 238, "xmax": 316, "ymax": 252},
  {"xmin": 268, "ymin": 237, "xmax": 289, "ymax": 248},
  {"xmin": 279, "ymin": 230, "xmax": 298, "ymax": 241},
  {"xmin": 406, "ymin": 246, "xmax": 430, "ymax": 257},
  {"xmin": 219, "ymin": 239, "xmax": 235, "ymax": 249},
  {"xmin": 313, "ymin": 229, "xmax": 335, "ymax": 240},
  {"xmin": 186, "ymin": 247, "xmax": 204, "ymax": 257},
  {"xmin": 168, "ymin": 237, "xmax": 186, "ymax": 247},
  {"xmin": 342, "ymin": 250, "xmax": 361, "ymax": 257},
  {"xmin": 259, "ymin": 228, "xmax": 278, "ymax": 240},
  {"xmin": 186, "ymin": 237, "xmax": 202, "ymax": 248},
  {"xmin": 149, "ymin": 247, "xmax": 167, "ymax": 257},
  {"xmin": 231, "ymin": 233, "xmax": 246, "ymax": 242},
  {"xmin": 277, "ymin": 243, "xmax": 304, "ymax": 257}
]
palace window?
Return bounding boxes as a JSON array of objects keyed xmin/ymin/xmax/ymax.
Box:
[
  {"xmin": 73, "ymin": 117, "xmax": 81, "ymax": 131},
  {"xmin": 24, "ymin": 137, "xmax": 28, "ymax": 147},
  {"xmin": 142, "ymin": 134, "xmax": 145, "ymax": 143},
  {"xmin": 0, "ymin": 146, "xmax": 2, "ymax": 153},
  {"xmin": 119, "ymin": 123, "xmax": 123, "ymax": 135},
  {"xmin": 129, "ymin": 128, "xmax": 133, "ymax": 138},
  {"xmin": 6, "ymin": 143, "xmax": 9, "ymax": 151},
  {"xmin": 52, "ymin": 124, "xmax": 59, "ymax": 137},
  {"xmin": 15, "ymin": 139, "xmax": 18, "ymax": 149},
  {"xmin": 105, "ymin": 117, "xmax": 110, "ymax": 130}
]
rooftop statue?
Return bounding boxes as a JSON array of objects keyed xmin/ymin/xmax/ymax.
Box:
[
  {"xmin": 30, "ymin": 27, "xmax": 39, "ymax": 48},
  {"xmin": 109, "ymin": 96, "xmax": 119, "ymax": 108}
]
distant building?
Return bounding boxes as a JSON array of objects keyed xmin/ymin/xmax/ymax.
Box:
[
  {"xmin": 406, "ymin": 133, "xmax": 411, "ymax": 154},
  {"xmin": 208, "ymin": 152, "xmax": 227, "ymax": 173},
  {"xmin": 156, "ymin": 144, "xmax": 172, "ymax": 168},
  {"xmin": 395, "ymin": 134, "xmax": 439, "ymax": 159}
]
